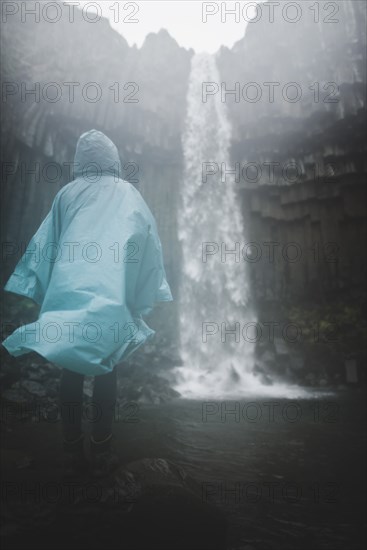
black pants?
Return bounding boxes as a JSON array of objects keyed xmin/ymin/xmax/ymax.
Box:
[{"xmin": 60, "ymin": 367, "xmax": 117, "ymax": 442}]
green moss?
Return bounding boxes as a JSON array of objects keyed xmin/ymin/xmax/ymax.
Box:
[{"xmin": 286, "ymin": 299, "xmax": 367, "ymax": 353}]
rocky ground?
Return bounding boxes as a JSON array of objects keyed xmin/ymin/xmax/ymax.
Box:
[
  {"xmin": 1, "ymin": 294, "xmax": 366, "ymax": 549},
  {"xmin": 1, "ymin": 389, "xmax": 366, "ymax": 550}
]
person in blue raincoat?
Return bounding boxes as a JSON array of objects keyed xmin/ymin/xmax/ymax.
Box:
[{"xmin": 2, "ymin": 129, "xmax": 173, "ymax": 476}]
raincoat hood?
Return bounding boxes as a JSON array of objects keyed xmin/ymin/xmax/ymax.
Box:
[{"xmin": 73, "ymin": 129, "xmax": 122, "ymax": 179}]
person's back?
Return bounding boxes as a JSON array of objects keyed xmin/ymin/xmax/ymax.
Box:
[
  {"xmin": 2, "ymin": 129, "xmax": 173, "ymax": 476},
  {"xmin": 3, "ymin": 129, "xmax": 172, "ymax": 373}
]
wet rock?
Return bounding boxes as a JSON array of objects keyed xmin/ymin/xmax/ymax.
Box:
[
  {"xmin": 15, "ymin": 455, "xmax": 35, "ymax": 469},
  {"xmin": 253, "ymin": 363, "xmax": 274, "ymax": 386},
  {"xmin": 259, "ymin": 349, "xmax": 277, "ymax": 365},
  {"xmin": 83, "ymin": 377, "xmax": 94, "ymax": 398},
  {"xmin": 59, "ymin": 458, "xmax": 227, "ymax": 550},
  {"xmin": 23, "ymin": 361, "xmax": 61, "ymax": 382},
  {"xmin": 159, "ymin": 346, "xmax": 184, "ymax": 367},
  {"xmin": 0, "ymin": 346, "xmax": 22, "ymax": 387},
  {"xmin": 273, "ymin": 337, "xmax": 290, "ymax": 356},
  {"xmin": 21, "ymin": 380, "xmax": 47, "ymax": 398},
  {"xmin": 117, "ymin": 365, "xmax": 181, "ymax": 405},
  {"xmin": 229, "ymin": 365, "xmax": 241, "ymax": 384},
  {"xmin": 259, "ymin": 373, "xmax": 274, "ymax": 386},
  {"xmin": 43, "ymin": 378, "xmax": 59, "ymax": 397},
  {"xmin": 305, "ymin": 372, "xmax": 317, "ymax": 386},
  {"xmin": 1, "ymin": 382, "xmax": 30, "ymax": 404},
  {"xmin": 289, "ymin": 354, "xmax": 305, "ymax": 371}
]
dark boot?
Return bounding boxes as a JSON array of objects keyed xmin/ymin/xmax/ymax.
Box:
[{"xmin": 90, "ymin": 434, "xmax": 119, "ymax": 478}]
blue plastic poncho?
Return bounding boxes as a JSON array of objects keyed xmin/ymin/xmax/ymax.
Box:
[{"xmin": 2, "ymin": 130, "xmax": 173, "ymax": 375}]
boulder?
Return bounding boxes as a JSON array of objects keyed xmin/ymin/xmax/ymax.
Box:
[{"xmin": 56, "ymin": 458, "xmax": 227, "ymax": 550}]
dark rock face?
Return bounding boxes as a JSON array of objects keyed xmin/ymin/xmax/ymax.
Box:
[
  {"xmin": 216, "ymin": 0, "xmax": 367, "ymax": 302},
  {"xmin": 1, "ymin": 0, "xmax": 366, "ymax": 362}
]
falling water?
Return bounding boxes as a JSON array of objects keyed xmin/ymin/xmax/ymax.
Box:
[
  {"xmin": 173, "ymin": 53, "xmax": 256, "ymax": 398},
  {"xmin": 173, "ymin": 54, "xmax": 308, "ymax": 399}
]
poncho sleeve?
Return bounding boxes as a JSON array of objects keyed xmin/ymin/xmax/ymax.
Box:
[{"xmin": 4, "ymin": 192, "xmax": 64, "ymax": 306}]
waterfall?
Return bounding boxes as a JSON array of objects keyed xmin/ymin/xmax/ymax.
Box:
[
  {"xmin": 173, "ymin": 53, "xmax": 262, "ymax": 398},
  {"xmin": 171, "ymin": 53, "xmax": 312, "ymax": 399}
]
